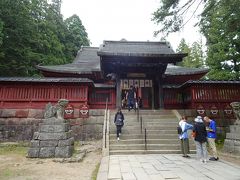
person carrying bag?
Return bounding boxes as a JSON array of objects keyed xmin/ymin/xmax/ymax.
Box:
[{"xmin": 114, "ymin": 107, "xmax": 124, "ymax": 141}]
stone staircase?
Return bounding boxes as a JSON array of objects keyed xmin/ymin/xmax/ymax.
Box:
[{"xmin": 109, "ymin": 109, "xmax": 195, "ymax": 155}]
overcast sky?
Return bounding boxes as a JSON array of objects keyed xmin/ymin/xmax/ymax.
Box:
[{"xmin": 61, "ymin": 0, "xmax": 204, "ymax": 50}]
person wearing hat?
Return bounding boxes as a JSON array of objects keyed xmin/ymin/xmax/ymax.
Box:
[
  {"xmin": 193, "ymin": 116, "xmax": 208, "ymax": 163},
  {"xmin": 204, "ymin": 116, "xmax": 219, "ymax": 161}
]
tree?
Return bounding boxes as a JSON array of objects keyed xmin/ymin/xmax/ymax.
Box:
[
  {"xmin": 201, "ymin": 0, "xmax": 240, "ymax": 80},
  {"xmin": 176, "ymin": 39, "xmax": 191, "ymax": 67},
  {"xmin": 190, "ymin": 41, "xmax": 204, "ymax": 68},
  {"xmin": 176, "ymin": 38, "xmax": 204, "ymax": 68},
  {"xmin": 0, "ymin": 19, "xmax": 4, "ymax": 58},
  {"xmin": 152, "ymin": 0, "xmax": 205, "ymax": 36},
  {"xmin": 64, "ymin": 14, "xmax": 90, "ymax": 62},
  {"xmin": 0, "ymin": 0, "xmax": 90, "ymax": 76},
  {"xmin": 153, "ymin": 0, "xmax": 240, "ymax": 80}
]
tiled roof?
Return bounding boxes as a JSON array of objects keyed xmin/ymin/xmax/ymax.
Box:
[
  {"xmin": 36, "ymin": 44, "xmax": 206, "ymax": 76},
  {"xmin": 162, "ymin": 80, "xmax": 240, "ymax": 88},
  {"xmin": 98, "ymin": 40, "xmax": 187, "ymax": 58},
  {"xmin": 165, "ymin": 64, "xmax": 209, "ymax": 75},
  {"xmin": 37, "ymin": 47, "xmax": 100, "ymax": 74},
  {"xmin": 0, "ymin": 77, "xmax": 93, "ymax": 83},
  {"xmin": 183, "ymin": 80, "xmax": 240, "ymax": 85}
]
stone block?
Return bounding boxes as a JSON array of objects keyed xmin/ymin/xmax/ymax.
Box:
[
  {"xmin": 1, "ymin": 109, "xmax": 16, "ymax": 118},
  {"xmin": 28, "ymin": 109, "xmax": 44, "ymax": 119},
  {"xmin": 224, "ymin": 139, "xmax": 235, "ymax": 153},
  {"xmin": 33, "ymin": 132, "xmax": 39, "ymax": 140},
  {"xmin": 6, "ymin": 118, "xmax": 20, "ymax": 125},
  {"xmin": 89, "ymin": 109, "xmax": 104, "ymax": 116},
  {"xmin": 230, "ymin": 125, "xmax": 240, "ymax": 133},
  {"xmin": 39, "ymin": 124, "xmax": 69, "ymax": 133},
  {"xmin": 38, "ymin": 131, "xmax": 73, "ymax": 140},
  {"xmin": 30, "ymin": 140, "xmax": 40, "ymax": 147},
  {"xmin": 226, "ymin": 133, "xmax": 240, "ymax": 140},
  {"xmin": 58, "ymin": 137, "xmax": 74, "ymax": 146},
  {"xmin": 39, "ymin": 147, "xmax": 55, "ymax": 158},
  {"xmin": 234, "ymin": 146, "xmax": 240, "ymax": 153},
  {"xmin": 55, "ymin": 146, "xmax": 73, "ymax": 158},
  {"xmin": 28, "ymin": 148, "xmax": 40, "ymax": 158},
  {"xmin": 0, "ymin": 118, "xmax": 5, "ymax": 125},
  {"xmin": 42, "ymin": 117, "xmax": 66, "ymax": 124},
  {"xmin": 15, "ymin": 110, "xmax": 29, "ymax": 118},
  {"xmin": 40, "ymin": 140, "xmax": 58, "ymax": 147},
  {"xmin": 224, "ymin": 139, "xmax": 234, "ymax": 146},
  {"xmin": 234, "ymin": 140, "xmax": 240, "ymax": 146}
]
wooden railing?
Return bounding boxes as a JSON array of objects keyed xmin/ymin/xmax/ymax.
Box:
[
  {"xmin": 190, "ymin": 84, "xmax": 240, "ymax": 110},
  {"xmin": 163, "ymin": 88, "xmax": 183, "ymax": 109},
  {"xmin": 88, "ymin": 89, "xmax": 116, "ymax": 109},
  {"xmin": 0, "ymin": 85, "xmax": 88, "ymax": 108},
  {"xmin": 163, "ymin": 84, "xmax": 240, "ymax": 109}
]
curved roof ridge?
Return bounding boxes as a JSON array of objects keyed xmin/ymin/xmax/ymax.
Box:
[
  {"xmin": 165, "ymin": 64, "xmax": 209, "ymax": 76},
  {"xmin": 102, "ymin": 40, "xmax": 169, "ymax": 45}
]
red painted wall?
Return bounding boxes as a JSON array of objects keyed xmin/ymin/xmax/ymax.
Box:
[{"xmin": 0, "ymin": 83, "xmax": 116, "ymax": 110}]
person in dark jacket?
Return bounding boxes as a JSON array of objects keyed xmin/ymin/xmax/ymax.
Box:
[
  {"xmin": 114, "ymin": 107, "xmax": 124, "ymax": 141},
  {"xmin": 193, "ymin": 116, "xmax": 208, "ymax": 163},
  {"xmin": 126, "ymin": 86, "xmax": 136, "ymax": 111}
]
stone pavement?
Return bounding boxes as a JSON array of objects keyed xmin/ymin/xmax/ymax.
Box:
[{"xmin": 97, "ymin": 154, "xmax": 240, "ymax": 180}]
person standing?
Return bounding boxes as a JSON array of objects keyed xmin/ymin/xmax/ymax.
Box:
[
  {"xmin": 204, "ymin": 116, "xmax": 219, "ymax": 161},
  {"xmin": 193, "ymin": 116, "xmax": 208, "ymax": 163},
  {"xmin": 126, "ymin": 86, "xmax": 136, "ymax": 111},
  {"xmin": 137, "ymin": 97, "xmax": 143, "ymax": 109},
  {"xmin": 114, "ymin": 107, "xmax": 124, "ymax": 141},
  {"xmin": 178, "ymin": 116, "xmax": 193, "ymax": 158}
]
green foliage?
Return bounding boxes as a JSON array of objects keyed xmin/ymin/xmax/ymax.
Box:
[
  {"xmin": 64, "ymin": 14, "xmax": 90, "ymax": 61},
  {"xmin": 216, "ymin": 132, "xmax": 225, "ymax": 150},
  {"xmin": 153, "ymin": 0, "xmax": 240, "ymax": 80},
  {"xmin": 176, "ymin": 38, "xmax": 204, "ymax": 68},
  {"xmin": 91, "ymin": 163, "xmax": 100, "ymax": 180},
  {"xmin": 152, "ymin": 0, "xmax": 203, "ymax": 36},
  {"xmin": 200, "ymin": 0, "xmax": 240, "ymax": 80},
  {"xmin": 0, "ymin": 0, "xmax": 89, "ymax": 76},
  {"xmin": 0, "ymin": 142, "xmax": 28, "ymax": 155}
]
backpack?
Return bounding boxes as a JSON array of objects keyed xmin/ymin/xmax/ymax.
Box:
[
  {"xmin": 177, "ymin": 126, "xmax": 182, "ymax": 134},
  {"xmin": 115, "ymin": 113, "xmax": 123, "ymax": 126}
]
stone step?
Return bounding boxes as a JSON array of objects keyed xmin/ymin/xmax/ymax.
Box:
[
  {"xmin": 109, "ymin": 138, "xmax": 195, "ymax": 145},
  {"xmin": 109, "ymin": 149, "xmax": 197, "ymax": 155},
  {"xmin": 110, "ymin": 117, "xmax": 179, "ymax": 123},
  {"xmin": 108, "ymin": 109, "xmax": 186, "ymax": 155},
  {"xmin": 109, "ymin": 134, "xmax": 179, "ymax": 140},
  {"xmin": 110, "ymin": 114, "xmax": 177, "ymax": 119},
  {"xmin": 110, "ymin": 127, "xmax": 177, "ymax": 135},
  {"xmin": 110, "ymin": 123, "xmax": 179, "ymax": 129},
  {"xmin": 110, "ymin": 128, "xmax": 177, "ymax": 135},
  {"xmin": 110, "ymin": 144, "xmax": 196, "ymax": 150},
  {"xmin": 110, "ymin": 145, "xmax": 196, "ymax": 151},
  {"xmin": 109, "ymin": 129, "xmax": 178, "ymax": 134},
  {"xmin": 116, "ymin": 110, "xmax": 174, "ymax": 114},
  {"xmin": 110, "ymin": 121, "xmax": 179, "ymax": 126}
]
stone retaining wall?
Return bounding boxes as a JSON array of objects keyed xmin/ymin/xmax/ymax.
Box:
[{"xmin": 0, "ymin": 109, "xmax": 105, "ymax": 141}]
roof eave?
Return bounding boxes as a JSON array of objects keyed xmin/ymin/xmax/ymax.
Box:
[
  {"xmin": 36, "ymin": 65, "xmax": 98, "ymax": 75},
  {"xmin": 164, "ymin": 69, "xmax": 209, "ymax": 76},
  {"xmin": 97, "ymin": 51, "xmax": 187, "ymax": 58}
]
